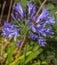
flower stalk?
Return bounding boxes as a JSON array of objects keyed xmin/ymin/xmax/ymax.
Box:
[{"xmin": 13, "ymin": 0, "xmax": 47, "ymax": 63}]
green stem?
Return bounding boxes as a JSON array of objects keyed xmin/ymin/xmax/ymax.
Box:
[{"xmin": 22, "ymin": 44, "xmax": 27, "ymax": 65}]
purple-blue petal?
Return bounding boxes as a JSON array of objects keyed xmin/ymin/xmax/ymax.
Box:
[
  {"xmin": 17, "ymin": 40, "xmax": 22, "ymax": 47},
  {"xmin": 27, "ymin": 2, "xmax": 36, "ymax": 18},
  {"xmin": 35, "ymin": 7, "xmax": 49, "ymax": 23},
  {"xmin": 30, "ymin": 33, "xmax": 38, "ymax": 40},
  {"xmin": 38, "ymin": 37, "xmax": 46, "ymax": 46},
  {"xmin": 2, "ymin": 22, "xmax": 20, "ymax": 41},
  {"xmin": 13, "ymin": 3, "xmax": 25, "ymax": 21}
]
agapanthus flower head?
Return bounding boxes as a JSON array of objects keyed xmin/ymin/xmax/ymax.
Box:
[
  {"xmin": 2, "ymin": 22, "xmax": 20, "ymax": 41},
  {"xmin": 28, "ymin": 6, "xmax": 55, "ymax": 46},
  {"xmin": 3, "ymin": 2, "xmax": 55, "ymax": 47}
]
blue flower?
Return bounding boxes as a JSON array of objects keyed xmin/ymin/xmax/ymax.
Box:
[
  {"xmin": 46, "ymin": 17, "xmax": 55, "ymax": 25},
  {"xmin": 3, "ymin": 22, "xmax": 14, "ymax": 28},
  {"xmin": 13, "ymin": 3, "xmax": 26, "ymax": 21},
  {"xmin": 38, "ymin": 37, "xmax": 46, "ymax": 46},
  {"xmin": 2, "ymin": 22, "xmax": 20, "ymax": 41},
  {"xmin": 28, "ymin": 7, "xmax": 55, "ymax": 35},
  {"xmin": 17, "ymin": 40, "xmax": 22, "ymax": 47},
  {"xmin": 10, "ymin": 2, "xmax": 55, "ymax": 46},
  {"xmin": 30, "ymin": 33, "xmax": 38, "ymax": 40},
  {"xmin": 27, "ymin": 2, "xmax": 36, "ymax": 19},
  {"xmin": 28, "ymin": 7, "xmax": 55, "ymax": 46},
  {"xmin": 11, "ymin": 12, "xmax": 19, "ymax": 22},
  {"xmin": 29, "ymin": 33, "xmax": 46, "ymax": 46},
  {"xmin": 35, "ymin": 7, "xmax": 50, "ymax": 23}
]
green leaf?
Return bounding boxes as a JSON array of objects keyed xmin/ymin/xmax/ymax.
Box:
[
  {"xmin": 25, "ymin": 46, "xmax": 43, "ymax": 64},
  {"xmin": 54, "ymin": 14, "xmax": 57, "ymax": 32},
  {"xmin": 22, "ymin": 44, "xmax": 27, "ymax": 65},
  {"xmin": 45, "ymin": 3, "xmax": 55, "ymax": 10},
  {"xmin": 0, "ymin": 36, "xmax": 3, "ymax": 42},
  {"xmin": 6, "ymin": 41, "xmax": 16, "ymax": 65},
  {"xmin": 10, "ymin": 51, "xmax": 32, "ymax": 65},
  {"xmin": 32, "ymin": 61, "xmax": 41, "ymax": 65},
  {"xmin": 20, "ymin": 0, "xmax": 27, "ymax": 7}
]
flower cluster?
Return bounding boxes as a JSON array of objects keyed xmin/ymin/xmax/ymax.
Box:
[
  {"xmin": 2, "ymin": 2, "xmax": 55, "ymax": 46},
  {"xmin": 2, "ymin": 22, "xmax": 20, "ymax": 41},
  {"xmin": 27, "ymin": 4, "xmax": 55, "ymax": 46}
]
